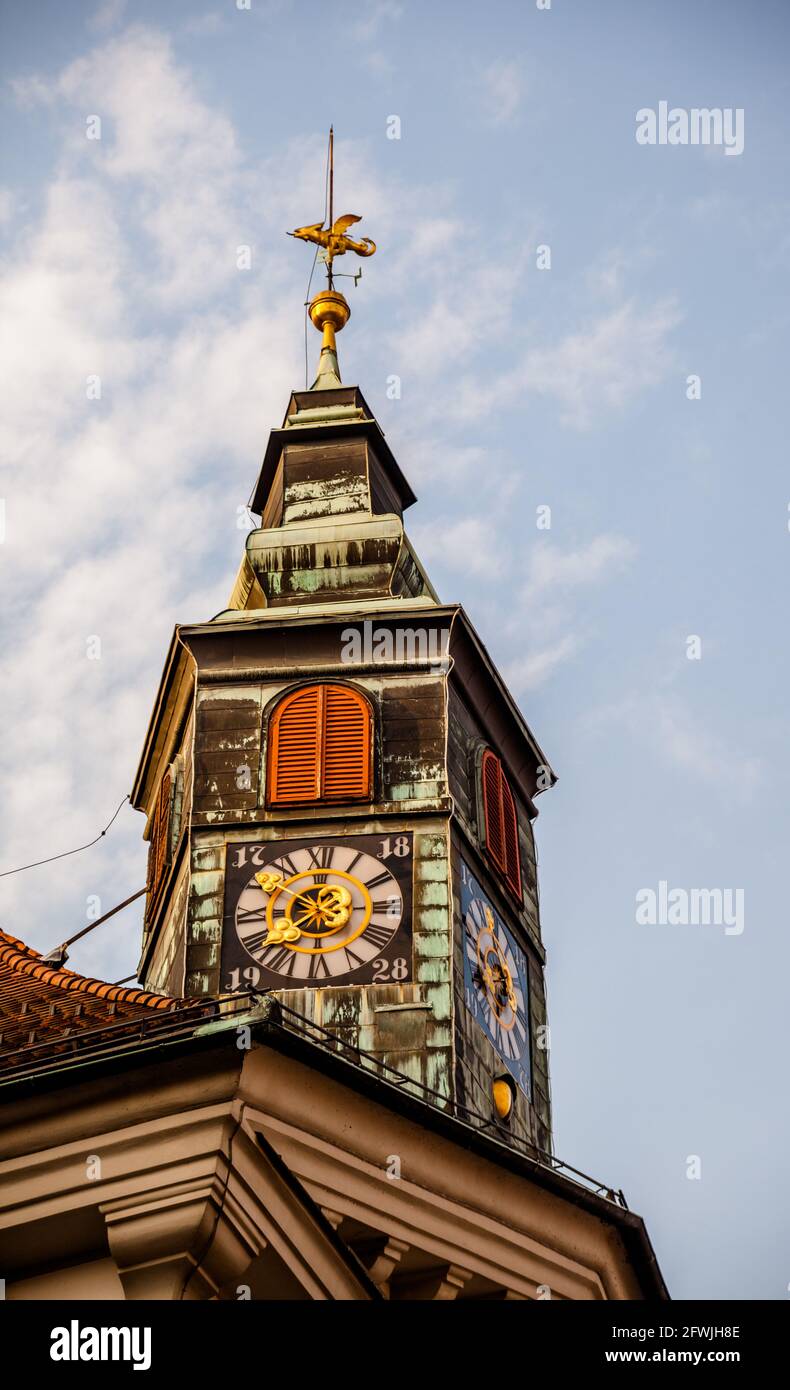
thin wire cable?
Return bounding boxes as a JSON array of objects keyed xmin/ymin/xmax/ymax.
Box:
[{"xmin": 0, "ymin": 794, "xmax": 131, "ymax": 879}]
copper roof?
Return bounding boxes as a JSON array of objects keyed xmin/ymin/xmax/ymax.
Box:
[{"xmin": 0, "ymin": 928, "xmax": 187, "ymax": 1071}]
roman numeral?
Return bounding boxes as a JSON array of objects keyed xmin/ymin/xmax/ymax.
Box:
[
  {"xmin": 244, "ymin": 929, "xmax": 272, "ymax": 952},
  {"xmin": 263, "ymin": 946, "xmax": 298, "ymax": 975},
  {"xmin": 271, "ymin": 854, "xmax": 299, "ymax": 878},
  {"xmin": 307, "ymin": 951, "xmax": 330, "ymax": 980},
  {"xmin": 306, "ymin": 845, "xmax": 335, "ymax": 870},
  {"xmin": 237, "ymin": 907, "xmax": 266, "ymax": 922},
  {"xmin": 363, "ymin": 871, "xmax": 391, "ymax": 891},
  {"xmin": 345, "ymin": 851, "xmax": 363, "ymax": 874},
  {"xmin": 343, "ymin": 945, "xmax": 364, "ymax": 970},
  {"xmin": 370, "ymin": 899, "xmax": 396, "ymax": 915},
  {"xmin": 363, "ymin": 922, "xmax": 393, "ymax": 949}
]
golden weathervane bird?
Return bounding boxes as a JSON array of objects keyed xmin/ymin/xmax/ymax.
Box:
[
  {"xmin": 288, "ymin": 127, "xmax": 377, "ymax": 387},
  {"xmin": 289, "ymin": 213, "xmax": 376, "ymax": 273}
]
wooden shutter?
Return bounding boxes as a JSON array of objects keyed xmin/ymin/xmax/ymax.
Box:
[
  {"xmin": 482, "ymin": 750, "xmax": 506, "ymax": 872},
  {"xmin": 268, "ymin": 684, "xmax": 372, "ymax": 805},
  {"xmin": 481, "ymin": 749, "xmax": 522, "ymax": 902},
  {"xmin": 322, "ymin": 685, "xmax": 371, "ymax": 800},
  {"xmin": 268, "ymin": 685, "xmax": 322, "ymax": 804},
  {"xmin": 146, "ymin": 770, "xmax": 172, "ymax": 920}
]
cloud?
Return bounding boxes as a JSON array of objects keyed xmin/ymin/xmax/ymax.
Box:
[
  {"xmin": 524, "ymin": 534, "xmax": 637, "ymax": 600},
  {"xmin": 0, "ymin": 187, "xmax": 17, "ymax": 226},
  {"xmin": 389, "ymin": 255, "xmax": 521, "ymax": 379},
  {"xmin": 524, "ymin": 298, "xmax": 680, "ymax": 429},
  {"xmin": 505, "ymin": 635, "xmax": 579, "ymax": 692},
  {"xmin": 352, "ymin": 0, "xmax": 403, "ymax": 42},
  {"xmin": 16, "ymin": 27, "xmax": 244, "ymax": 307},
  {"xmin": 501, "ymin": 535, "xmax": 637, "ymax": 692},
  {"xmin": 405, "ymin": 527, "xmax": 635, "ymax": 693},
  {"xmin": 184, "ymin": 10, "xmax": 226, "ymax": 37},
  {"xmin": 480, "ymin": 60, "xmax": 524, "ymax": 126},
  {"xmin": 446, "ymin": 296, "xmax": 680, "ymax": 430},
  {"xmin": 89, "ymin": 0, "xmax": 128, "ymax": 33},
  {"xmin": 409, "ymin": 516, "xmax": 505, "ymax": 578},
  {"xmin": 586, "ymin": 693, "xmax": 763, "ymax": 795}
]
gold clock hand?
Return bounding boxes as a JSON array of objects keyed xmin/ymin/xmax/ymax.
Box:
[
  {"xmin": 253, "ymin": 874, "xmax": 355, "ymax": 946},
  {"xmin": 254, "ymin": 871, "xmax": 343, "ymax": 907}
]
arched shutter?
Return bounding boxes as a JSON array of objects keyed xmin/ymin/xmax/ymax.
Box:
[
  {"xmin": 482, "ymin": 750, "xmax": 506, "ymax": 872},
  {"xmin": 322, "ymin": 685, "xmax": 371, "ymax": 799},
  {"xmin": 269, "ymin": 685, "xmax": 322, "ymax": 804},
  {"xmin": 481, "ymin": 749, "xmax": 522, "ymax": 903},
  {"xmin": 268, "ymin": 684, "xmax": 372, "ymax": 805},
  {"xmin": 146, "ymin": 770, "xmax": 172, "ymax": 921}
]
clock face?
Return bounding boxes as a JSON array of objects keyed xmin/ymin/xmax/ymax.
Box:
[
  {"xmin": 221, "ymin": 834, "xmax": 413, "ymax": 992},
  {"xmin": 461, "ymin": 860, "xmax": 531, "ymax": 1098}
]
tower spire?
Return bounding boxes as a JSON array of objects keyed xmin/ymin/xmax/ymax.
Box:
[{"xmin": 288, "ymin": 128, "xmax": 376, "ymax": 389}]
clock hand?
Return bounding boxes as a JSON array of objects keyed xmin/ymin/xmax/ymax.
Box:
[
  {"xmin": 254, "ymin": 872, "xmax": 350, "ymax": 910},
  {"xmin": 253, "ymin": 873, "xmax": 353, "ymax": 944},
  {"xmin": 255, "ymin": 871, "xmax": 310, "ymax": 901}
]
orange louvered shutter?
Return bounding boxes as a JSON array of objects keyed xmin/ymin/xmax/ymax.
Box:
[
  {"xmin": 322, "ymin": 684, "xmax": 371, "ymax": 800},
  {"xmin": 268, "ymin": 684, "xmax": 372, "ymax": 806},
  {"xmin": 482, "ymin": 749, "xmax": 522, "ymax": 902},
  {"xmin": 269, "ymin": 685, "xmax": 322, "ymax": 804},
  {"xmin": 146, "ymin": 770, "xmax": 172, "ymax": 921},
  {"xmin": 482, "ymin": 750, "xmax": 506, "ymax": 872}
]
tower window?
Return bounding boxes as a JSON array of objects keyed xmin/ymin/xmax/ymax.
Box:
[
  {"xmin": 267, "ymin": 683, "xmax": 373, "ymax": 806},
  {"xmin": 481, "ymin": 749, "xmax": 523, "ymax": 903}
]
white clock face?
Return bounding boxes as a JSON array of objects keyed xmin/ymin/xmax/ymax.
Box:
[
  {"xmin": 226, "ymin": 837, "xmax": 411, "ymax": 987},
  {"xmin": 461, "ymin": 860, "xmax": 532, "ymax": 1097},
  {"xmin": 464, "ymin": 896, "xmax": 528, "ymax": 1062}
]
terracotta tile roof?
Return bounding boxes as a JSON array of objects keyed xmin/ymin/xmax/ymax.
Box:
[{"xmin": 0, "ymin": 928, "xmax": 190, "ymax": 1072}]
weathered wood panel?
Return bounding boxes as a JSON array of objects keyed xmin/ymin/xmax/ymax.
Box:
[
  {"xmin": 282, "ymin": 439, "xmax": 369, "ymax": 525},
  {"xmin": 261, "ymin": 458, "xmax": 284, "ymax": 529}
]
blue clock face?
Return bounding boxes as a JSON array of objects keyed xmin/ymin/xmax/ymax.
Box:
[{"xmin": 461, "ymin": 860, "xmax": 532, "ymax": 1099}]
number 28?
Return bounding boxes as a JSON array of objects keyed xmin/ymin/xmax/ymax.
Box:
[{"xmin": 372, "ymin": 957, "xmax": 408, "ymax": 981}]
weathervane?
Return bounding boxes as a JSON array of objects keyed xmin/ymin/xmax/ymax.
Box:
[{"xmin": 288, "ymin": 127, "xmax": 376, "ymax": 387}]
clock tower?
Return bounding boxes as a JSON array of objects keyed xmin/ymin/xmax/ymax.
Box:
[{"xmin": 131, "ymin": 195, "xmax": 555, "ymax": 1158}]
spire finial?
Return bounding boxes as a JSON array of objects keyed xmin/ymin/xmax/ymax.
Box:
[{"xmin": 288, "ymin": 127, "xmax": 376, "ymax": 389}]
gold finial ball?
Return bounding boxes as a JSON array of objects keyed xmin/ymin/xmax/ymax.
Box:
[
  {"xmin": 492, "ymin": 1077, "xmax": 515, "ymax": 1121},
  {"xmin": 308, "ymin": 288, "xmax": 351, "ymax": 336}
]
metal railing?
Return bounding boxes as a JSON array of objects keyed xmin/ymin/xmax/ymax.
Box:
[{"xmin": 0, "ymin": 988, "xmax": 628, "ymax": 1209}]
